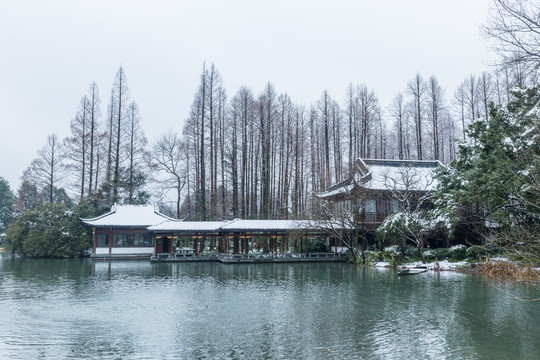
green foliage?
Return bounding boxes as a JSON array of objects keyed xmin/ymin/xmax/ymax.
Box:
[
  {"xmin": 4, "ymin": 200, "xmax": 97, "ymax": 258},
  {"xmin": 449, "ymin": 244, "xmax": 467, "ymax": 260},
  {"xmin": 422, "ymin": 249, "xmax": 437, "ymax": 262},
  {"xmin": 433, "ymin": 87, "xmax": 540, "ymax": 232},
  {"xmin": 404, "ymin": 246, "xmax": 419, "ymax": 258},
  {"xmin": 423, "ymin": 247, "xmax": 465, "ymax": 261},
  {"xmin": 363, "ymin": 250, "xmax": 384, "ymax": 264},
  {"xmin": 51, "ymin": 187, "xmax": 73, "ymax": 208},
  {"xmin": 15, "ymin": 180, "xmax": 40, "ymax": 213},
  {"xmin": 376, "ymin": 212, "xmax": 421, "ymax": 248},
  {"xmin": 466, "ymin": 245, "xmax": 486, "ymax": 260},
  {"xmin": 434, "ymin": 248, "xmax": 450, "ymax": 260},
  {"xmin": 380, "ymin": 245, "xmax": 408, "ymax": 265},
  {"xmin": 307, "ymin": 236, "xmax": 327, "ymax": 252},
  {"xmin": 0, "ymin": 177, "xmax": 15, "ymax": 232}
]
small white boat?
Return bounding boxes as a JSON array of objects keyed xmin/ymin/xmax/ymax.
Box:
[{"xmin": 397, "ymin": 266, "xmax": 427, "ymax": 276}]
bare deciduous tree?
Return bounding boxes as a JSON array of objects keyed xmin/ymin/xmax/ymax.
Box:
[
  {"xmin": 389, "ymin": 93, "xmax": 406, "ymax": 160},
  {"xmin": 483, "ymin": 0, "xmax": 540, "ymax": 77},
  {"xmin": 407, "ymin": 73, "xmax": 426, "ymax": 160},
  {"xmin": 23, "ymin": 134, "xmax": 64, "ymax": 203},
  {"xmin": 152, "ymin": 131, "xmax": 186, "ymax": 218},
  {"xmin": 122, "ymin": 101, "xmax": 149, "ymax": 205}
]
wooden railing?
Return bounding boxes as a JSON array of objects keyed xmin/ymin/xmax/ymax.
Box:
[{"xmin": 217, "ymin": 252, "xmax": 344, "ymax": 260}]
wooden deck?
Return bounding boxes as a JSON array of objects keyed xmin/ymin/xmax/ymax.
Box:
[{"xmin": 150, "ymin": 253, "xmax": 346, "ymax": 264}]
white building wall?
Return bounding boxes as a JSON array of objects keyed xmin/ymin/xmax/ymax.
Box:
[{"xmin": 95, "ymin": 247, "xmax": 154, "ymax": 255}]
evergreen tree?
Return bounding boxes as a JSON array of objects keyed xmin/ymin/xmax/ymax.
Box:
[
  {"xmin": 434, "ymin": 87, "xmax": 540, "ymax": 233},
  {"xmin": 4, "ymin": 202, "xmax": 91, "ymax": 257},
  {"xmin": 0, "ymin": 177, "xmax": 15, "ymax": 232},
  {"xmin": 14, "ymin": 180, "xmax": 41, "ymax": 213}
]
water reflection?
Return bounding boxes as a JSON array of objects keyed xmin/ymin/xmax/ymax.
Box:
[{"xmin": 0, "ymin": 256, "xmax": 539, "ymax": 359}]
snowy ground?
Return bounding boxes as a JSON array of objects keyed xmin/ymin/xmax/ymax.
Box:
[
  {"xmin": 373, "ymin": 260, "xmax": 468, "ymax": 271},
  {"xmin": 372, "ymin": 257, "xmax": 512, "ymax": 271}
]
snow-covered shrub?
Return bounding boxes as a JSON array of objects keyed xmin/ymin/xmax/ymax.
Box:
[
  {"xmin": 466, "ymin": 245, "xmax": 485, "ymax": 260},
  {"xmin": 382, "ymin": 245, "xmax": 404, "ymax": 264},
  {"xmin": 423, "ymin": 249, "xmax": 436, "ymax": 261},
  {"xmin": 383, "ymin": 245, "xmax": 401, "ymax": 256},
  {"xmin": 449, "ymin": 244, "xmax": 467, "ymax": 260},
  {"xmin": 434, "ymin": 248, "xmax": 450, "ymax": 260},
  {"xmin": 404, "ymin": 246, "xmax": 420, "ymax": 259},
  {"xmin": 364, "ymin": 250, "xmax": 384, "ymax": 264}
]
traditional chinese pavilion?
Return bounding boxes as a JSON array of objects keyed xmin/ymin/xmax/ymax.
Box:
[
  {"xmin": 316, "ymin": 158, "xmax": 442, "ymax": 232},
  {"xmin": 81, "ymin": 204, "xmax": 175, "ymax": 258}
]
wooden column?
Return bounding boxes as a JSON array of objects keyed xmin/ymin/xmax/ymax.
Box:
[
  {"xmin": 92, "ymin": 227, "xmax": 96, "ymax": 255},
  {"xmin": 153, "ymin": 234, "xmax": 157, "ymax": 256},
  {"xmin": 170, "ymin": 237, "xmax": 173, "ymax": 256},
  {"xmin": 108, "ymin": 228, "xmax": 112, "ymax": 254}
]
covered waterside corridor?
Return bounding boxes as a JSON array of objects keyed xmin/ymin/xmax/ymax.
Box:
[{"xmin": 148, "ymin": 219, "xmax": 347, "ymax": 263}]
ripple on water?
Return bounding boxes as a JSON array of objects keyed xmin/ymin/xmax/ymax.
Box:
[{"xmin": 1, "ymin": 260, "xmax": 540, "ymax": 359}]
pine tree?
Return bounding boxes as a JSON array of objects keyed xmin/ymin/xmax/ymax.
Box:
[
  {"xmin": 0, "ymin": 177, "xmax": 15, "ymax": 232},
  {"xmin": 434, "ymin": 87, "xmax": 540, "ymax": 231}
]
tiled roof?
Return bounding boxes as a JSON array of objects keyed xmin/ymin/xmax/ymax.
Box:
[
  {"xmin": 316, "ymin": 158, "xmax": 442, "ymax": 198},
  {"xmin": 80, "ymin": 204, "xmax": 175, "ymax": 228}
]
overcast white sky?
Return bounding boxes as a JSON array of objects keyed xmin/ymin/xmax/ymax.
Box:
[{"xmin": 0, "ymin": 0, "xmax": 494, "ymax": 192}]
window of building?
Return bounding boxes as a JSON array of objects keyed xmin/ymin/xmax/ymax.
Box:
[
  {"xmin": 114, "ymin": 234, "xmax": 124, "ymax": 247},
  {"xmin": 96, "ymin": 233, "xmax": 109, "ymax": 247},
  {"xmin": 100, "ymin": 232, "xmax": 153, "ymax": 247},
  {"xmin": 127, "ymin": 234, "xmax": 134, "ymax": 246},
  {"xmin": 392, "ymin": 199, "xmax": 399, "ymax": 213},
  {"xmin": 365, "ymin": 199, "xmax": 376, "ymax": 214}
]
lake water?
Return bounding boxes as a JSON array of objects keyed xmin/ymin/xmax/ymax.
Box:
[{"xmin": 0, "ymin": 257, "xmax": 539, "ymax": 359}]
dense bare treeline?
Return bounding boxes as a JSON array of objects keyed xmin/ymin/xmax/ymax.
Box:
[
  {"xmin": 20, "ymin": 67, "xmax": 150, "ymax": 212},
  {"xmin": 19, "ymin": 49, "xmax": 532, "ymax": 220},
  {"xmin": 175, "ymin": 61, "xmax": 529, "ymax": 221}
]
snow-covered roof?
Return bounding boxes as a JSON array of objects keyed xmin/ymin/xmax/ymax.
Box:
[
  {"xmin": 147, "ymin": 218, "xmax": 315, "ymax": 234},
  {"xmin": 316, "ymin": 158, "xmax": 442, "ymax": 198},
  {"xmin": 364, "ymin": 159, "xmax": 441, "ymax": 191},
  {"xmin": 148, "ymin": 220, "xmax": 227, "ymax": 233},
  {"xmin": 80, "ymin": 204, "xmax": 175, "ymax": 228},
  {"xmin": 316, "ymin": 184, "xmax": 355, "ymax": 199},
  {"xmin": 220, "ymin": 219, "xmax": 312, "ymax": 232}
]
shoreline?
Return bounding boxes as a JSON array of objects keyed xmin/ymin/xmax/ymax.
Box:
[{"xmin": 371, "ymin": 258, "xmax": 540, "ymax": 282}]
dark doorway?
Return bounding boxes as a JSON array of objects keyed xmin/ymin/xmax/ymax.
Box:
[{"xmin": 162, "ymin": 237, "xmax": 170, "ymax": 253}]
